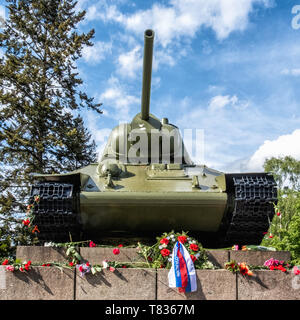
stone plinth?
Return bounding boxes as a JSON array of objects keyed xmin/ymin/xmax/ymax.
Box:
[
  {"xmin": 0, "ymin": 266, "xmax": 74, "ymax": 300},
  {"xmin": 230, "ymin": 251, "xmax": 291, "ymax": 266},
  {"xmin": 76, "ymin": 268, "xmax": 156, "ymax": 300},
  {"xmin": 80, "ymin": 247, "xmax": 143, "ymax": 265},
  {"xmin": 157, "ymin": 269, "xmax": 236, "ymax": 300},
  {"xmin": 238, "ymin": 270, "xmax": 300, "ymax": 300},
  {"xmin": 206, "ymin": 250, "xmax": 230, "ymax": 268},
  {"xmin": 17, "ymin": 246, "xmax": 68, "ymax": 263}
]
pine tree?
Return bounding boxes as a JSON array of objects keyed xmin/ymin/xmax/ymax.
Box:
[{"xmin": 0, "ymin": 0, "xmax": 102, "ymax": 257}]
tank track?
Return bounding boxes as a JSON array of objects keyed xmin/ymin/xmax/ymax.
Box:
[
  {"xmin": 223, "ymin": 174, "xmax": 277, "ymax": 246},
  {"xmin": 30, "ymin": 182, "xmax": 82, "ymax": 242}
]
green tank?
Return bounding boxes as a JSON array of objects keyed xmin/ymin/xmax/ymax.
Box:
[{"xmin": 30, "ymin": 30, "xmax": 277, "ymax": 247}]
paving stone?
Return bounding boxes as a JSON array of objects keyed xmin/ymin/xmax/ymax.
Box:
[
  {"xmin": 230, "ymin": 251, "xmax": 291, "ymax": 266},
  {"xmin": 237, "ymin": 270, "xmax": 300, "ymax": 300},
  {"xmin": 157, "ymin": 269, "xmax": 236, "ymax": 300},
  {"xmin": 76, "ymin": 268, "xmax": 156, "ymax": 300},
  {"xmin": 16, "ymin": 246, "xmax": 68, "ymax": 263},
  {"xmin": 0, "ymin": 266, "xmax": 74, "ymax": 300}
]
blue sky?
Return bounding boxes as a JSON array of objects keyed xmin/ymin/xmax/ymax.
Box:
[{"xmin": 1, "ymin": 0, "xmax": 300, "ymax": 172}]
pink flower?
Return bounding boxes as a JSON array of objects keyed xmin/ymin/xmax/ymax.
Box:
[
  {"xmin": 6, "ymin": 265, "xmax": 14, "ymax": 272},
  {"xmin": 109, "ymin": 266, "xmax": 115, "ymax": 272},
  {"xmin": 118, "ymin": 244, "xmax": 124, "ymax": 248},
  {"xmin": 293, "ymin": 266, "xmax": 300, "ymax": 275}
]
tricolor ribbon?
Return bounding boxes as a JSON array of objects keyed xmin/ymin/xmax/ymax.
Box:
[{"xmin": 168, "ymin": 241, "xmax": 197, "ymax": 293}]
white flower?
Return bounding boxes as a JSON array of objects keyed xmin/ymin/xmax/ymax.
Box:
[
  {"xmin": 170, "ymin": 234, "xmax": 174, "ymax": 238},
  {"xmin": 192, "ymin": 240, "xmax": 196, "ymax": 244},
  {"xmin": 166, "ymin": 236, "xmax": 170, "ymax": 240},
  {"xmin": 172, "ymin": 238, "xmax": 176, "ymax": 242},
  {"xmin": 168, "ymin": 258, "xmax": 172, "ymax": 262},
  {"xmin": 195, "ymin": 253, "xmax": 201, "ymax": 259},
  {"xmin": 187, "ymin": 237, "xmax": 191, "ymax": 241},
  {"xmin": 162, "ymin": 244, "xmax": 167, "ymax": 248},
  {"xmin": 102, "ymin": 260, "xmax": 109, "ymax": 269},
  {"xmin": 44, "ymin": 242, "xmax": 55, "ymax": 247},
  {"xmin": 159, "ymin": 245, "xmax": 163, "ymax": 249},
  {"xmin": 188, "ymin": 241, "xmax": 192, "ymax": 244}
]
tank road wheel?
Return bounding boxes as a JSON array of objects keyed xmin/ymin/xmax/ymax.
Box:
[
  {"xmin": 30, "ymin": 182, "xmax": 82, "ymax": 243},
  {"xmin": 222, "ymin": 174, "xmax": 277, "ymax": 247}
]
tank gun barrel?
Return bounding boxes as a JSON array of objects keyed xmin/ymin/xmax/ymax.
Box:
[{"xmin": 141, "ymin": 29, "xmax": 155, "ymax": 120}]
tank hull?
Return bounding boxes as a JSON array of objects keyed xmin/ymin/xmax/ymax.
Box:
[
  {"xmin": 30, "ymin": 164, "xmax": 277, "ymax": 247},
  {"xmin": 80, "ymin": 191, "xmax": 228, "ymax": 236}
]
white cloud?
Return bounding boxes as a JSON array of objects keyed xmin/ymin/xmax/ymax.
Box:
[
  {"xmin": 99, "ymin": 76, "xmax": 139, "ymax": 122},
  {"xmin": 245, "ymin": 129, "xmax": 300, "ymax": 172},
  {"xmin": 0, "ymin": 5, "xmax": 5, "ymax": 23},
  {"xmin": 281, "ymin": 68, "xmax": 300, "ymax": 76},
  {"xmin": 117, "ymin": 45, "xmax": 142, "ymax": 78},
  {"xmin": 85, "ymin": 0, "xmax": 272, "ymax": 46},
  {"xmin": 82, "ymin": 41, "xmax": 112, "ymax": 64},
  {"xmin": 208, "ymin": 95, "xmax": 238, "ymax": 111},
  {"xmin": 208, "ymin": 94, "xmax": 249, "ymax": 112}
]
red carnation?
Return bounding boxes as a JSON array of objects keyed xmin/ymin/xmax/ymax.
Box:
[
  {"xmin": 276, "ymin": 212, "xmax": 281, "ymax": 216},
  {"xmin": 190, "ymin": 255, "xmax": 197, "ymax": 263},
  {"xmin": 177, "ymin": 236, "xmax": 187, "ymax": 244},
  {"xmin": 118, "ymin": 244, "xmax": 124, "ymax": 248},
  {"xmin": 2, "ymin": 259, "xmax": 9, "ymax": 265},
  {"xmin": 89, "ymin": 241, "xmax": 96, "ymax": 247},
  {"xmin": 78, "ymin": 265, "xmax": 84, "ymax": 272},
  {"xmin": 69, "ymin": 262, "xmax": 74, "ymax": 267},
  {"xmin": 19, "ymin": 267, "xmax": 24, "ymax": 272},
  {"xmin": 160, "ymin": 238, "xmax": 169, "ymax": 245},
  {"xmin": 24, "ymin": 264, "xmax": 29, "ymax": 271},
  {"xmin": 189, "ymin": 243, "xmax": 199, "ymax": 252},
  {"xmin": 160, "ymin": 249, "xmax": 170, "ymax": 257},
  {"xmin": 113, "ymin": 248, "xmax": 120, "ymax": 255},
  {"xmin": 22, "ymin": 219, "xmax": 30, "ymax": 226},
  {"xmin": 86, "ymin": 262, "xmax": 90, "ymax": 267}
]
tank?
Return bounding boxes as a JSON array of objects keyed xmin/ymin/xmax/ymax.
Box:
[{"xmin": 30, "ymin": 30, "xmax": 277, "ymax": 247}]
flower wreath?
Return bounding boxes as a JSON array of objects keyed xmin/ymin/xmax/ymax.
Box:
[{"xmin": 138, "ymin": 231, "xmax": 213, "ymax": 269}]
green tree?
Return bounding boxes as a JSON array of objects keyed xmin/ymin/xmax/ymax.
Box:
[
  {"xmin": 0, "ymin": 0, "xmax": 102, "ymax": 257},
  {"xmin": 261, "ymin": 156, "xmax": 300, "ymax": 263},
  {"xmin": 263, "ymin": 156, "xmax": 300, "ymax": 190}
]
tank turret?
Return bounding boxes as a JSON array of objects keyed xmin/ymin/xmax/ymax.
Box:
[{"xmin": 100, "ymin": 29, "xmax": 192, "ymax": 166}]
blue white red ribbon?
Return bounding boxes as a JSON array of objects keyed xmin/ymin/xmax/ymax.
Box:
[{"xmin": 168, "ymin": 241, "xmax": 197, "ymax": 293}]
